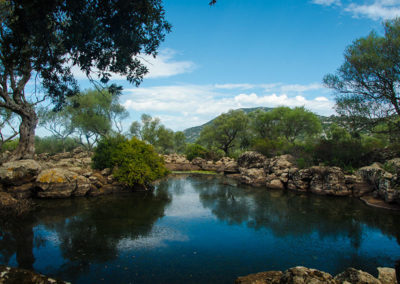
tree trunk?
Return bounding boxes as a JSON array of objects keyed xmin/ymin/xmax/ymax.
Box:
[{"xmin": 11, "ymin": 109, "xmax": 38, "ymax": 160}]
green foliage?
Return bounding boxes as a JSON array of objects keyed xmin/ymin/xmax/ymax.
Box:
[
  {"xmin": 92, "ymin": 136, "xmax": 168, "ymax": 186},
  {"xmin": 35, "ymin": 136, "xmax": 80, "ymax": 155},
  {"xmin": 129, "ymin": 114, "xmax": 185, "ymax": 154},
  {"xmin": 1, "ymin": 139, "xmax": 19, "ymax": 152},
  {"xmin": 199, "ymin": 109, "xmax": 248, "ymax": 155},
  {"xmin": 185, "ymin": 144, "xmax": 210, "ymax": 161},
  {"xmin": 92, "ymin": 135, "xmax": 128, "ymax": 170},
  {"xmin": 324, "ymin": 18, "xmax": 400, "ymax": 136},
  {"xmin": 112, "ymin": 138, "xmax": 168, "ymax": 187},
  {"xmin": 383, "ymin": 161, "xmax": 397, "ymax": 174},
  {"xmin": 250, "ymin": 106, "xmax": 322, "ymax": 143}
]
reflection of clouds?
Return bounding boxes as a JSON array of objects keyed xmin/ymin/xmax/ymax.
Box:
[
  {"xmin": 34, "ymin": 226, "xmax": 61, "ymax": 246},
  {"xmin": 164, "ymin": 185, "xmax": 214, "ymax": 219},
  {"xmin": 117, "ymin": 226, "xmax": 188, "ymax": 250}
]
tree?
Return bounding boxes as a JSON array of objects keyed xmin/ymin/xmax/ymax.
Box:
[
  {"xmin": 324, "ymin": 18, "xmax": 400, "ymax": 138},
  {"xmin": 199, "ymin": 109, "xmax": 248, "ymax": 155},
  {"xmin": 0, "ymin": 0, "xmax": 170, "ymax": 160},
  {"xmin": 37, "ymin": 108, "xmax": 75, "ymax": 152},
  {"xmin": 173, "ymin": 131, "xmax": 186, "ymax": 153},
  {"xmin": 129, "ymin": 114, "xmax": 178, "ymax": 154},
  {"xmin": 249, "ymin": 106, "xmax": 321, "ymax": 143},
  {"xmin": 68, "ymin": 89, "xmax": 128, "ymax": 150}
]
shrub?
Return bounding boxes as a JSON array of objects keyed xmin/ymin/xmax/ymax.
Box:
[
  {"xmin": 92, "ymin": 135, "xmax": 127, "ymax": 170},
  {"xmin": 1, "ymin": 139, "xmax": 19, "ymax": 152},
  {"xmin": 92, "ymin": 136, "xmax": 168, "ymax": 186},
  {"xmin": 185, "ymin": 143, "xmax": 209, "ymax": 161}
]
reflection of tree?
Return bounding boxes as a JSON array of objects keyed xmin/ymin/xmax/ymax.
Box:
[
  {"xmin": 191, "ymin": 176, "xmax": 400, "ymax": 249},
  {"xmin": 0, "ymin": 188, "xmax": 171, "ymax": 280},
  {"xmin": 0, "ymin": 216, "xmax": 35, "ymax": 269}
]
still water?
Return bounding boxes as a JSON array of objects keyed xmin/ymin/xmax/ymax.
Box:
[{"xmin": 0, "ymin": 175, "xmax": 399, "ymax": 283}]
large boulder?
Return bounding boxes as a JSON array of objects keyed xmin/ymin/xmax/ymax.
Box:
[
  {"xmin": 36, "ymin": 168, "xmax": 85, "ymax": 198},
  {"xmin": 280, "ymin": 267, "xmax": 336, "ymax": 284},
  {"xmin": 356, "ymin": 163, "xmax": 386, "ymax": 190},
  {"xmin": 238, "ymin": 151, "xmax": 267, "ymax": 169},
  {"xmin": 308, "ymin": 166, "xmax": 352, "ymax": 196},
  {"xmin": 287, "ymin": 168, "xmax": 312, "ymax": 192},
  {"xmin": 0, "ymin": 160, "xmax": 41, "ymax": 186},
  {"xmin": 334, "ymin": 268, "xmax": 381, "ymax": 284}
]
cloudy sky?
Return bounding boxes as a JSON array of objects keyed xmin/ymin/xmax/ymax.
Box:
[{"xmin": 76, "ymin": 0, "xmax": 399, "ymax": 131}]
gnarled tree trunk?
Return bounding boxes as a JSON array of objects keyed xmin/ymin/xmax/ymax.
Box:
[{"xmin": 10, "ymin": 108, "xmax": 38, "ymax": 161}]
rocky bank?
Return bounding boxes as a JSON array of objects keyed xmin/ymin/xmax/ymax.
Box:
[
  {"xmin": 164, "ymin": 151, "xmax": 400, "ymax": 209},
  {"xmin": 235, "ymin": 266, "xmax": 397, "ymax": 284},
  {"xmin": 0, "ymin": 148, "xmax": 141, "ymax": 215}
]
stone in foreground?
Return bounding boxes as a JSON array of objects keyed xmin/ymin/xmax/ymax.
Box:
[{"xmin": 0, "ymin": 265, "xmax": 69, "ymax": 284}]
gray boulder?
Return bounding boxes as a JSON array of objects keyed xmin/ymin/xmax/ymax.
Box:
[{"xmin": 0, "ymin": 159, "xmax": 41, "ymax": 186}]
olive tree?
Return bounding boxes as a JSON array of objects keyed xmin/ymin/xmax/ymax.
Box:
[
  {"xmin": 0, "ymin": 0, "xmax": 170, "ymax": 160},
  {"xmin": 324, "ymin": 18, "xmax": 400, "ymax": 137},
  {"xmin": 199, "ymin": 109, "xmax": 248, "ymax": 155}
]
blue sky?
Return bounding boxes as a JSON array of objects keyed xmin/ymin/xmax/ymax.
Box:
[{"xmin": 74, "ymin": 0, "xmax": 398, "ymax": 131}]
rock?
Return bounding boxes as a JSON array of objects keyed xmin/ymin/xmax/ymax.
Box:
[
  {"xmin": 235, "ymin": 271, "xmax": 283, "ymax": 284},
  {"xmin": 356, "ymin": 163, "xmax": 386, "ymax": 190},
  {"xmin": 0, "ymin": 265, "xmax": 68, "ymax": 283},
  {"xmin": 36, "ymin": 168, "xmax": 79, "ymax": 198},
  {"xmin": 51, "ymin": 152, "xmax": 71, "ymax": 161},
  {"xmin": 385, "ymin": 158, "xmax": 400, "ymax": 174},
  {"xmin": 377, "ymin": 267, "xmax": 396, "ymax": 284},
  {"xmin": 240, "ymin": 168, "xmax": 267, "ymax": 187},
  {"xmin": 0, "ymin": 192, "xmax": 32, "ymax": 216},
  {"xmin": 101, "ymin": 168, "xmax": 111, "ymax": 176},
  {"xmin": 309, "ymin": 166, "xmax": 352, "ymax": 196},
  {"xmin": 238, "ymin": 151, "xmax": 267, "ymax": 169},
  {"xmin": 280, "ymin": 266, "xmax": 336, "ymax": 284},
  {"xmin": 0, "ymin": 160, "xmax": 41, "ymax": 186},
  {"xmin": 7, "ymin": 183, "xmax": 34, "ymax": 199},
  {"xmin": 266, "ymin": 179, "xmax": 285, "ymax": 190},
  {"xmin": 73, "ymin": 176, "xmax": 91, "ymax": 197},
  {"xmin": 89, "ymin": 173, "xmax": 107, "ymax": 188},
  {"xmin": 288, "ymin": 168, "xmax": 312, "ymax": 192},
  {"xmin": 265, "ymin": 155, "xmax": 296, "ymax": 175},
  {"xmin": 334, "ymin": 268, "xmax": 381, "ymax": 284}
]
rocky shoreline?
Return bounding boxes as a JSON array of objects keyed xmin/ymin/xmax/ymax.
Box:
[
  {"xmin": 164, "ymin": 151, "xmax": 400, "ymax": 210},
  {"xmin": 235, "ymin": 266, "xmax": 397, "ymax": 284}
]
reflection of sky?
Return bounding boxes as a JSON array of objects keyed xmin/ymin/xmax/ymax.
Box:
[
  {"xmin": 164, "ymin": 183, "xmax": 215, "ymax": 219},
  {"xmin": 117, "ymin": 226, "xmax": 188, "ymax": 250}
]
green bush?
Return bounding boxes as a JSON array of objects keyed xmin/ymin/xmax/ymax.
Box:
[
  {"xmin": 92, "ymin": 136, "xmax": 168, "ymax": 186},
  {"xmin": 92, "ymin": 135, "xmax": 128, "ymax": 170},
  {"xmin": 185, "ymin": 143, "xmax": 209, "ymax": 161}
]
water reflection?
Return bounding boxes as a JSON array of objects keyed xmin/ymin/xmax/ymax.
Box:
[
  {"xmin": 0, "ymin": 175, "xmax": 398, "ymax": 283},
  {"xmin": 189, "ymin": 176, "xmax": 400, "ymax": 249}
]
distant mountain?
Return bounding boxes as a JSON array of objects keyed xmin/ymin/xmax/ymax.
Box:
[{"xmin": 183, "ymin": 107, "xmax": 273, "ymax": 143}]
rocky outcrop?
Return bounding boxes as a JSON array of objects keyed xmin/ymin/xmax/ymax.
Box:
[
  {"xmin": 238, "ymin": 151, "xmax": 267, "ymax": 169},
  {"xmin": 357, "ymin": 162, "xmax": 400, "ymax": 205},
  {"xmin": 0, "ymin": 149, "xmax": 137, "ymax": 202},
  {"xmin": 0, "ymin": 265, "xmax": 68, "ymax": 284},
  {"xmin": 235, "ymin": 266, "xmax": 397, "ymax": 284},
  {"xmin": 164, "ymin": 154, "xmax": 239, "ymax": 173},
  {"xmin": 308, "ymin": 166, "xmax": 352, "ymax": 196},
  {"xmin": 0, "ymin": 160, "xmax": 41, "ymax": 186}
]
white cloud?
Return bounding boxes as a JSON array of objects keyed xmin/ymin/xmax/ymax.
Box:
[
  {"xmin": 312, "ymin": 0, "xmax": 341, "ymax": 6},
  {"xmin": 71, "ymin": 48, "xmax": 195, "ymax": 81},
  {"xmin": 122, "ymin": 83, "xmax": 334, "ymax": 131},
  {"xmin": 313, "ymin": 0, "xmax": 400, "ymax": 20},
  {"xmin": 345, "ymin": 0, "xmax": 400, "ymax": 20}
]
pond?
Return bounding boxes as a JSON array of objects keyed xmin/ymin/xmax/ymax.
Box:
[{"xmin": 0, "ymin": 175, "xmax": 399, "ymax": 283}]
